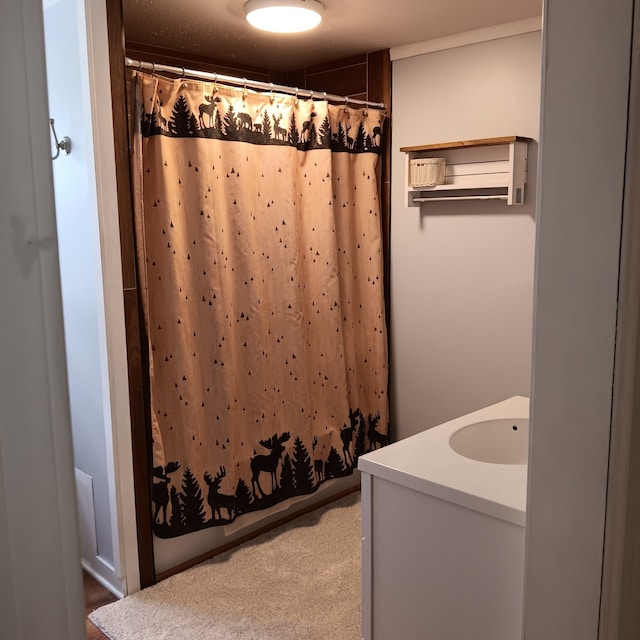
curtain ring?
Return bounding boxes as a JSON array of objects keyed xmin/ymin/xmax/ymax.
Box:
[
  {"xmin": 151, "ymin": 62, "xmax": 156, "ymax": 73},
  {"xmin": 181, "ymin": 66, "xmax": 186, "ymax": 78},
  {"xmin": 270, "ymin": 82, "xmax": 275, "ymax": 104},
  {"xmin": 137, "ymin": 60, "xmax": 143, "ymax": 70}
]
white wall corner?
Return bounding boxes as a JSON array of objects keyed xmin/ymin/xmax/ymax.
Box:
[{"xmin": 390, "ymin": 16, "xmax": 542, "ymax": 61}]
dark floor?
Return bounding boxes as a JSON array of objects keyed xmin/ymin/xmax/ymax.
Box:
[{"xmin": 83, "ymin": 571, "xmax": 117, "ymax": 640}]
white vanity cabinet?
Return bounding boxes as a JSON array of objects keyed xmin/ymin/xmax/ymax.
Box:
[{"xmin": 358, "ymin": 397, "xmax": 529, "ymax": 640}]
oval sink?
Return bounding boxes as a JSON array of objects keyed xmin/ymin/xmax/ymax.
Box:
[{"xmin": 449, "ymin": 418, "xmax": 529, "ymax": 465}]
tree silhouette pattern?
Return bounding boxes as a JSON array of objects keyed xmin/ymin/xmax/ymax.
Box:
[
  {"xmin": 137, "ymin": 78, "xmax": 383, "ymax": 154},
  {"xmin": 153, "ymin": 411, "xmax": 382, "ymax": 537},
  {"xmin": 132, "ymin": 71, "xmax": 389, "ymax": 538},
  {"xmin": 292, "ymin": 436, "xmax": 315, "ymax": 495}
]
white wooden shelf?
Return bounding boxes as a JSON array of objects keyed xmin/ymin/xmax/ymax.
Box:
[{"xmin": 400, "ymin": 136, "xmax": 531, "ymax": 206}]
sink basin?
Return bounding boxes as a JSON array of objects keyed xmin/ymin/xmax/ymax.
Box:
[{"xmin": 449, "ymin": 418, "xmax": 529, "ymax": 465}]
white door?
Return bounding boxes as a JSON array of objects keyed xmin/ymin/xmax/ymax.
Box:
[{"xmin": 0, "ymin": 1, "xmax": 85, "ymax": 637}]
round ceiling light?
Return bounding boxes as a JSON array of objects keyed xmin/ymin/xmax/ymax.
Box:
[{"xmin": 244, "ymin": 0, "xmax": 324, "ymax": 34}]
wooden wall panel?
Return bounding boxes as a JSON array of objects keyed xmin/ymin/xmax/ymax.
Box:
[
  {"xmin": 125, "ymin": 41, "xmax": 283, "ymax": 83},
  {"xmin": 291, "ymin": 54, "xmax": 368, "ymax": 99},
  {"xmin": 105, "ymin": 0, "xmax": 156, "ymax": 588}
]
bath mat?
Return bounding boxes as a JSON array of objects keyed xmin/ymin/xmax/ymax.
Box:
[{"xmin": 89, "ymin": 493, "xmax": 361, "ymax": 640}]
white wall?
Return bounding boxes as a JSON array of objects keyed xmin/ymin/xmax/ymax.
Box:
[
  {"xmin": 42, "ymin": 0, "xmax": 139, "ymax": 595},
  {"xmin": 0, "ymin": 0, "xmax": 85, "ymax": 637},
  {"xmin": 43, "ymin": 0, "xmax": 114, "ymax": 571},
  {"xmin": 390, "ymin": 32, "xmax": 541, "ymax": 440},
  {"xmin": 523, "ymin": 0, "xmax": 634, "ymax": 637}
]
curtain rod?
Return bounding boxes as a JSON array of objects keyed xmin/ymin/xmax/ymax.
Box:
[{"xmin": 125, "ymin": 57, "xmax": 386, "ymax": 111}]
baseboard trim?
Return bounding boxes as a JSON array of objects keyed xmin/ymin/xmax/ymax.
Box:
[{"xmin": 81, "ymin": 559, "xmax": 125, "ymax": 599}]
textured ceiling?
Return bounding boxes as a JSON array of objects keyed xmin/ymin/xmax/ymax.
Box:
[{"xmin": 123, "ymin": 0, "xmax": 543, "ymax": 71}]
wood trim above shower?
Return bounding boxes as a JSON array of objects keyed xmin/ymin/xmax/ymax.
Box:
[{"xmin": 124, "ymin": 41, "xmax": 286, "ymax": 84}]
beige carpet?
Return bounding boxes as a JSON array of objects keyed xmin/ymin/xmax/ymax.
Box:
[{"xmin": 90, "ymin": 493, "xmax": 361, "ymax": 640}]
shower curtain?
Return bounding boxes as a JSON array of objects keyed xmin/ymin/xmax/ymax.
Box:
[{"xmin": 130, "ymin": 70, "xmax": 389, "ymax": 538}]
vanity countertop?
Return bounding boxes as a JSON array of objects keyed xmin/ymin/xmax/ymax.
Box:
[{"xmin": 358, "ymin": 396, "xmax": 530, "ymax": 525}]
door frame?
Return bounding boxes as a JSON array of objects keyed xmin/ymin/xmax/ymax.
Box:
[
  {"xmin": 105, "ymin": 0, "xmax": 156, "ymax": 588},
  {"xmin": 600, "ymin": 1, "xmax": 640, "ymax": 637}
]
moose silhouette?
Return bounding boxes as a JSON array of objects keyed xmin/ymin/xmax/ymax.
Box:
[
  {"xmin": 152, "ymin": 461, "xmax": 180, "ymax": 525},
  {"xmin": 204, "ymin": 466, "xmax": 235, "ymax": 521},
  {"xmin": 198, "ymin": 94, "xmax": 221, "ymax": 128},
  {"xmin": 368, "ymin": 412, "xmax": 388, "ymax": 449},
  {"xmin": 250, "ymin": 432, "xmax": 291, "ymax": 498}
]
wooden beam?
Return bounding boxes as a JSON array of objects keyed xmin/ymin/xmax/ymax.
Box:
[{"xmin": 104, "ymin": 0, "xmax": 156, "ymax": 589}]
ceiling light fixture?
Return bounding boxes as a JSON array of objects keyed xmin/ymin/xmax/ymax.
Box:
[{"xmin": 244, "ymin": 0, "xmax": 324, "ymax": 34}]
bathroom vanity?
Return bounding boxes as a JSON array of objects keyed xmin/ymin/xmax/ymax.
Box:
[{"xmin": 358, "ymin": 396, "xmax": 529, "ymax": 640}]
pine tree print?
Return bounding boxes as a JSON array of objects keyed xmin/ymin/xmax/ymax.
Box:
[
  {"xmin": 336, "ymin": 123, "xmax": 347, "ymax": 151},
  {"xmin": 189, "ymin": 113, "xmax": 200, "ymax": 136},
  {"xmin": 214, "ymin": 109, "xmax": 224, "ymax": 135},
  {"xmin": 223, "ymin": 104, "xmax": 238, "ymax": 139},
  {"xmin": 180, "ymin": 467, "xmax": 206, "ymax": 529},
  {"xmin": 169, "ymin": 95, "xmax": 193, "ymax": 136},
  {"xmin": 325, "ymin": 446, "xmax": 346, "ymax": 479},
  {"xmin": 235, "ymin": 478, "xmax": 253, "ymax": 515},
  {"xmin": 261, "ymin": 110, "xmax": 272, "ymax": 141},
  {"xmin": 318, "ymin": 116, "xmax": 331, "ymax": 148},
  {"xmin": 306, "ymin": 121, "xmax": 319, "ymax": 148},
  {"xmin": 292, "ymin": 437, "xmax": 315, "ymax": 494},
  {"xmin": 354, "ymin": 418, "xmax": 368, "ymax": 459},
  {"xmin": 169, "ymin": 486, "xmax": 185, "ymax": 529},
  {"xmin": 355, "ymin": 121, "xmax": 367, "ymax": 152},
  {"xmin": 288, "ymin": 110, "xmax": 300, "ymax": 147},
  {"xmin": 279, "ymin": 453, "xmax": 295, "ymax": 495}
]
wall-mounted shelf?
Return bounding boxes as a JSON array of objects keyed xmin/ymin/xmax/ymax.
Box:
[{"xmin": 400, "ymin": 136, "xmax": 531, "ymax": 206}]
